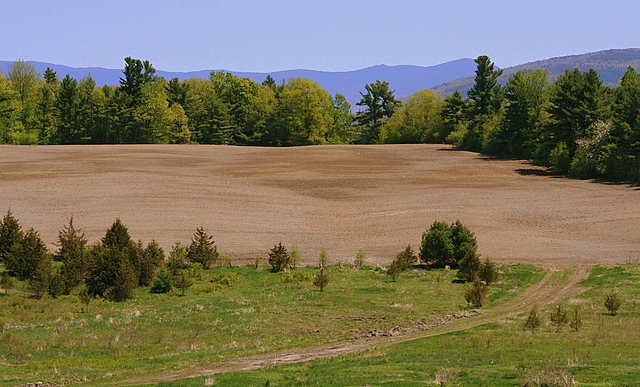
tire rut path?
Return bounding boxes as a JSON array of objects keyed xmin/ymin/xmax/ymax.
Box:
[{"xmin": 117, "ymin": 267, "xmax": 589, "ymax": 386}]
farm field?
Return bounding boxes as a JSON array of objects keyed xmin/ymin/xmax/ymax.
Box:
[
  {"xmin": 1, "ymin": 144, "xmax": 639, "ymax": 386},
  {"xmin": 1, "ymin": 144, "xmax": 638, "ymax": 267}
]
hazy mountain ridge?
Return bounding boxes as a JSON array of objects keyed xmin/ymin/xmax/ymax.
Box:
[
  {"xmin": 433, "ymin": 48, "xmax": 640, "ymax": 95},
  {"xmin": 0, "ymin": 59, "xmax": 478, "ymax": 106}
]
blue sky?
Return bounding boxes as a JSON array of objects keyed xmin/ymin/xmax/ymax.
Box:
[{"xmin": 1, "ymin": 0, "xmax": 639, "ymax": 72}]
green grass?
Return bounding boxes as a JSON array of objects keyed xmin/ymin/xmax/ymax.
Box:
[
  {"xmin": 0, "ymin": 263, "xmax": 541, "ymax": 386},
  {"xmin": 159, "ymin": 264, "xmax": 640, "ymax": 387}
]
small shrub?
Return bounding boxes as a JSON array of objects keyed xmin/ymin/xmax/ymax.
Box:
[
  {"xmin": 174, "ymin": 269, "xmax": 193, "ymax": 296},
  {"xmin": 604, "ymin": 289, "xmax": 622, "ymax": 315},
  {"xmin": 522, "ymin": 365, "xmax": 576, "ymax": 387},
  {"xmin": 569, "ymin": 308, "xmax": 582, "ymax": 332},
  {"xmin": 318, "ymin": 248, "xmax": 330, "ymax": 268},
  {"xmin": 210, "ymin": 272, "xmax": 241, "ymax": 286},
  {"xmin": 268, "ymin": 243, "xmax": 290, "ymax": 273},
  {"xmin": 434, "ymin": 367, "xmax": 459, "ymax": 386},
  {"xmin": 549, "ymin": 142, "xmax": 571, "ymax": 174},
  {"xmin": 550, "ymin": 304, "xmax": 568, "ymax": 333},
  {"xmin": 387, "ymin": 258, "xmax": 403, "ymax": 282},
  {"xmin": 396, "ymin": 244, "xmax": 418, "ymax": 270},
  {"xmin": 281, "ymin": 271, "xmax": 313, "ymax": 284},
  {"xmin": 464, "ymin": 277, "xmax": 488, "ymax": 307},
  {"xmin": 479, "ymin": 258, "xmax": 499, "ymax": 285},
  {"xmin": 187, "ymin": 227, "xmax": 219, "ymax": 269},
  {"xmin": 354, "ymin": 249, "xmax": 367, "ymax": 270},
  {"xmin": 313, "ymin": 268, "xmax": 329, "ymax": 291},
  {"xmin": 290, "ymin": 245, "xmax": 301, "ymax": 269},
  {"xmin": 524, "ymin": 305, "xmax": 541, "ymax": 330},
  {"xmin": 151, "ymin": 268, "xmax": 173, "ymax": 294}
]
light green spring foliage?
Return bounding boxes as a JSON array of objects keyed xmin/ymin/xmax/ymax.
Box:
[
  {"xmin": 318, "ymin": 248, "xmax": 330, "ymax": 268},
  {"xmin": 289, "ymin": 244, "xmax": 301, "ymax": 269}
]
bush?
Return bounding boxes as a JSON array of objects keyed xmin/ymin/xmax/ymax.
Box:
[
  {"xmin": 457, "ymin": 250, "xmax": 482, "ymax": 282},
  {"xmin": 151, "ymin": 268, "xmax": 173, "ymax": 294},
  {"xmin": 479, "ymin": 258, "xmax": 499, "ymax": 285},
  {"xmin": 604, "ymin": 289, "xmax": 622, "ymax": 315},
  {"xmin": 281, "ymin": 271, "xmax": 313, "ymax": 283},
  {"xmin": 464, "ymin": 278, "xmax": 488, "ymax": 307},
  {"xmin": 354, "ymin": 249, "xmax": 367, "ymax": 270},
  {"xmin": 549, "ymin": 141, "xmax": 571, "ymax": 174},
  {"xmin": 387, "ymin": 258, "xmax": 403, "ymax": 282},
  {"xmin": 549, "ymin": 304, "xmax": 568, "ymax": 333},
  {"xmin": 522, "ymin": 365, "xmax": 576, "ymax": 387},
  {"xmin": 421, "ymin": 220, "xmax": 477, "ymax": 268},
  {"xmin": 313, "ymin": 267, "xmax": 329, "ymax": 291},
  {"xmin": 524, "ymin": 305, "xmax": 542, "ymax": 330},
  {"xmin": 396, "ymin": 244, "xmax": 418, "ymax": 270},
  {"xmin": 420, "ymin": 220, "xmax": 454, "ymax": 267},
  {"xmin": 268, "ymin": 243, "xmax": 290, "ymax": 273},
  {"xmin": 187, "ymin": 227, "xmax": 219, "ymax": 269}
]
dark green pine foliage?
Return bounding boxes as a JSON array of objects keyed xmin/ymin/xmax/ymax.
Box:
[
  {"xmin": 355, "ymin": 80, "xmax": 400, "ymax": 143},
  {"xmin": 612, "ymin": 67, "xmax": 640, "ymax": 182},
  {"xmin": 56, "ymin": 217, "xmax": 89, "ymax": 294},
  {"xmin": 419, "ymin": 220, "xmax": 454, "ymax": 267},
  {"xmin": 118, "ymin": 57, "xmax": 157, "ymax": 143},
  {"xmin": 4, "ymin": 228, "xmax": 50, "ymax": 281},
  {"xmin": 501, "ymin": 69, "xmax": 551, "ymax": 159},
  {"xmin": 440, "ymin": 91, "xmax": 467, "ymax": 140},
  {"xmin": 450, "ymin": 220, "xmax": 478, "ymax": 263},
  {"xmin": 0, "ymin": 210, "xmax": 23, "ymax": 264},
  {"xmin": 465, "ymin": 55, "xmax": 504, "ymax": 151},
  {"xmin": 187, "ymin": 227, "xmax": 219, "ymax": 269},
  {"xmin": 54, "ymin": 74, "xmax": 79, "ymax": 144},
  {"xmin": 268, "ymin": 242, "xmax": 290, "ymax": 273},
  {"xmin": 547, "ymin": 68, "xmax": 607, "ymax": 157},
  {"xmin": 86, "ymin": 218, "xmax": 138, "ymax": 300},
  {"xmin": 132, "ymin": 239, "xmax": 165, "ymax": 286}
]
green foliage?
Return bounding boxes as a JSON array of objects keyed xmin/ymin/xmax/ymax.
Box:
[
  {"xmin": 387, "ymin": 258, "xmax": 404, "ymax": 282},
  {"xmin": 396, "ymin": 244, "xmax": 418, "ymax": 270},
  {"xmin": 549, "ymin": 141, "xmax": 571, "ymax": 174},
  {"xmin": 549, "ymin": 304, "xmax": 569, "ymax": 333},
  {"xmin": 313, "ymin": 267, "xmax": 329, "ymax": 291},
  {"xmin": 1, "ymin": 271, "xmax": 14, "ymax": 294},
  {"xmin": 187, "ymin": 227, "xmax": 219, "ymax": 269},
  {"xmin": 456, "ymin": 249, "xmax": 482, "ymax": 282},
  {"xmin": 382, "ymin": 89, "xmax": 444, "ymax": 143},
  {"xmin": 281, "ymin": 271, "xmax": 313, "ymax": 284},
  {"xmin": 174, "ymin": 269, "xmax": 193, "ymax": 296},
  {"xmin": 524, "ymin": 305, "xmax": 542, "ymax": 330},
  {"xmin": 56, "ymin": 217, "xmax": 88, "ymax": 294},
  {"xmin": 604, "ymin": 289, "xmax": 622, "ymax": 315},
  {"xmin": 479, "ymin": 258, "xmax": 499, "ymax": 285},
  {"xmin": 167, "ymin": 241, "xmax": 189, "ymax": 276},
  {"xmin": 150, "ymin": 268, "xmax": 173, "ymax": 294},
  {"xmin": 355, "ymin": 80, "xmax": 400, "ymax": 143},
  {"xmin": 4, "ymin": 228, "xmax": 50, "ymax": 281},
  {"xmin": 421, "ymin": 220, "xmax": 476, "ymax": 268},
  {"xmin": 569, "ymin": 308, "xmax": 582, "ymax": 332},
  {"xmin": 289, "ymin": 244, "xmax": 301, "ymax": 269},
  {"xmin": 464, "ymin": 277, "xmax": 488, "ymax": 307},
  {"xmin": 318, "ymin": 248, "xmax": 330, "ymax": 268},
  {"xmin": 0, "ymin": 209, "xmax": 23, "ymax": 264},
  {"xmin": 268, "ymin": 242, "xmax": 290, "ymax": 273},
  {"xmin": 354, "ymin": 249, "xmax": 367, "ymax": 270},
  {"xmin": 420, "ymin": 220, "xmax": 454, "ymax": 267}
]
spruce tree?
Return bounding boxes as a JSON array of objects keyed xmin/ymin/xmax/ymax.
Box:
[{"xmin": 187, "ymin": 227, "xmax": 218, "ymax": 269}]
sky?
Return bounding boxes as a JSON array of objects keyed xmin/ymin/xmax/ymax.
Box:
[{"xmin": 1, "ymin": 0, "xmax": 640, "ymax": 73}]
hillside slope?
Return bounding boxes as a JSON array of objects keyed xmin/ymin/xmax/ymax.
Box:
[
  {"xmin": 1, "ymin": 144, "xmax": 638, "ymax": 267},
  {"xmin": 433, "ymin": 48, "xmax": 640, "ymax": 95}
]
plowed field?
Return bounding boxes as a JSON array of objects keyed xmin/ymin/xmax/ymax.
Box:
[{"xmin": 1, "ymin": 144, "xmax": 638, "ymax": 266}]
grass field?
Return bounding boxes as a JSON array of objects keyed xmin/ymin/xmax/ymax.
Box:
[
  {"xmin": 156, "ymin": 265, "xmax": 640, "ymax": 387},
  {"xmin": 0, "ymin": 263, "xmax": 544, "ymax": 386}
]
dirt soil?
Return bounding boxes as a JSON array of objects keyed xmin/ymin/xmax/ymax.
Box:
[{"xmin": 1, "ymin": 144, "xmax": 638, "ymax": 267}]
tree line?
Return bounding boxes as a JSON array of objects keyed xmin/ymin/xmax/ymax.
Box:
[
  {"xmin": 2, "ymin": 55, "xmax": 637, "ymax": 182},
  {"xmin": 0, "ymin": 209, "xmax": 495, "ymax": 305}
]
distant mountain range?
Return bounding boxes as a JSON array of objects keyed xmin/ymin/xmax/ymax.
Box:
[
  {"xmin": 2, "ymin": 48, "xmax": 640, "ymax": 105},
  {"xmin": 433, "ymin": 48, "xmax": 640, "ymax": 95},
  {"xmin": 0, "ymin": 59, "xmax": 478, "ymax": 106}
]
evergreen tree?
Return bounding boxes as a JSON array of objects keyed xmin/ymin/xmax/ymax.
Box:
[
  {"xmin": 187, "ymin": 227, "xmax": 218, "ymax": 269},
  {"xmin": 268, "ymin": 242, "xmax": 290, "ymax": 273},
  {"xmin": 313, "ymin": 267, "xmax": 329, "ymax": 291},
  {"xmin": 54, "ymin": 74, "xmax": 79, "ymax": 144},
  {"xmin": 419, "ymin": 220, "xmax": 454, "ymax": 267},
  {"xmin": 0, "ymin": 210, "xmax": 23, "ymax": 264},
  {"xmin": 465, "ymin": 56, "xmax": 504, "ymax": 151},
  {"xmin": 56, "ymin": 217, "xmax": 88, "ymax": 294},
  {"xmin": 5, "ymin": 228, "xmax": 50, "ymax": 280},
  {"xmin": 355, "ymin": 80, "xmax": 400, "ymax": 143}
]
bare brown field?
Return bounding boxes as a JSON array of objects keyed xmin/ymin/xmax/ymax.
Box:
[{"xmin": 0, "ymin": 144, "xmax": 638, "ymax": 267}]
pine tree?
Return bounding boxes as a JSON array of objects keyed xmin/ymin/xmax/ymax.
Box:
[
  {"xmin": 56, "ymin": 217, "xmax": 88, "ymax": 294},
  {"xmin": 313, "ymin": 267, "xmax": 329, "ymax": 291},
  {"xmin": 0, "ymin": 210, "xmax": 23, "ymax": 264},
  {"xmin": 187, "ymin": 227, "xmax": 218, "ymax": 269},
  {"xmin": 268, "ymin": 242, "xmax": 290, "ymax": 273}
]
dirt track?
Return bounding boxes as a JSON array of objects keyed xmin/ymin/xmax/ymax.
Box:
[
  {"xmin": 117, "ymin": 267, "xmax": 589, "ymax": 385},
  {"xmin": 1, "ymin": 144, "xmax": 638, "ymax": 266}
]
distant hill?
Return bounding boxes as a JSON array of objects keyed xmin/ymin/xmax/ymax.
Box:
[
  {"xmin": 432, "ymin": 48, "xmax": 640, "ymax": 96},
  {"xmin": 0, "ymin": 59, "xmax": 477, "ymax": 107}
]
